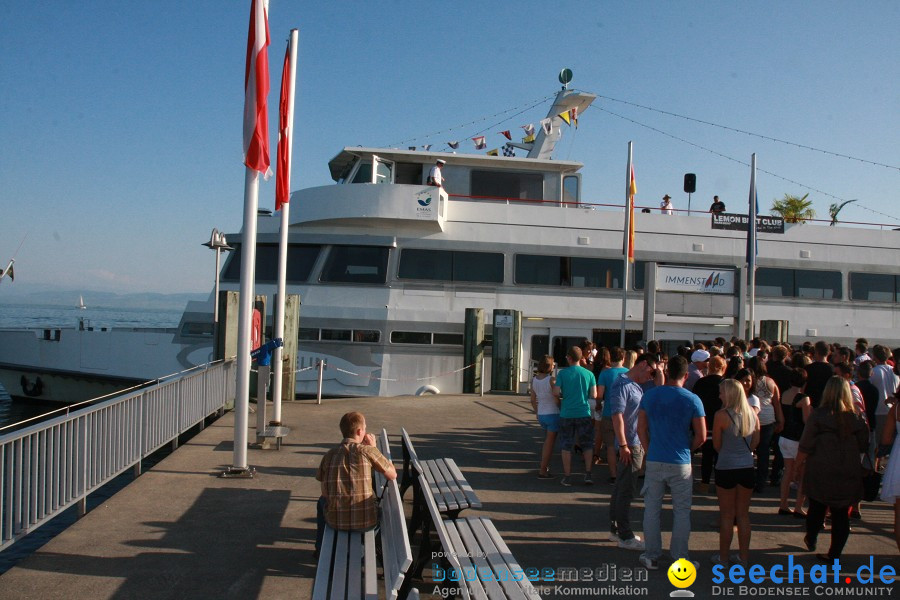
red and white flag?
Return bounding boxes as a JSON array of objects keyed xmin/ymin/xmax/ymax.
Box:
[
  {"xmin": 472, "ymin": 136, "xmax": 486, "ymax": 150},
  {"xmin": 275, "ymin": 43, "xmax": 292, "ymax": 210},
  {"xmin": 243, "ymin": 0, "xmax": 271, "ymax": 177}
]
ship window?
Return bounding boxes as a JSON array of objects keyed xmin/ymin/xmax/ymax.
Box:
[
  {"xmin": 353, "ymin": 330, "xmax": 381, "ymax": 343},
  {"xmin": 796, "ymin": 269, "xmax": 841, "ymax": 299},
  {"xmin": 470, "ymin": 170, "xmax": 543, "ymax": 201},
  {"xmin": 563, "ymin": 175, "xmax": 580, "ymax": 205},
  {"xmin": 756, "ymin": 267, "xmax": 794, "ymax": 297},
  {"xmin": 394, "ymin": 162, "xmax": 424, "ymax": 185},
  {"xmin": 756, "ymin": 267, "xmax": 842, "ymax": 299},
  {"xmin": 222, "ymin": 244, "xmax": 321, "ymax": 283},
  {"xmin": 515, "ymin": 254, "xmax": 623, "ymax": 288},
  {"xmin": 391, "ymin": 331, "xmax": 432, "ymax": 344},
  {"xmin": 321, "ymin": 329, "xmax": 352, "ymax": 341},
  {"xmin": 298, "ymin": 328, "xmax": 320, "ymax": 341},
  {"xmin": 850, "ymin": 272, "xmax": 897, "ymax": 302},
  {"xmin": 320, "ymin": 246, "xmax": 389, "ymax": 284},
  {"xmin": 351, "ymin": 160, "xmax": 373, "ymax": 183},
  {"xmin": 398, "ymin": 249, "xmax": 503, "ymax": 283},
  {"xmin": 433, "ymin": 333, "xmax": 464, "ymax": 345}
]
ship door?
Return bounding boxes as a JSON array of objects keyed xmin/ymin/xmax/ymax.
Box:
[{"xmin": 372, "ymin": 155, "xmax": 394, "ymax": 184}]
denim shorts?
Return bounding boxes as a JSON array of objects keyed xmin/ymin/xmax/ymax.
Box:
[
  {"xmin": 538, "ymin": 413, "xmax": 561, "ymax": 433},
  {"xmin": 558, "ymin": 417, "xmax": 595, "ymax": 451}
]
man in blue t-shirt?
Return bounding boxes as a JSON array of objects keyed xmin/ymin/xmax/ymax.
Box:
[
  {"xmin": 607, "ymin": 353, "xmax": 658, "ymax": 551},
  {"xmin": 636, "ymin": 356, "xmax": 706, "ymax": 570},
  {"xmin": 596, "ymin": 347, "xmax": 628, "ymax": 482},
  {"xmin": 553, "ymin": 346, "xmax": 597, "ymax": 486}
]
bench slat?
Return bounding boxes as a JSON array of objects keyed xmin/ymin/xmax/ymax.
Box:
[
  {"xmin": 452, "ymin": 518, "xmax": 508, "ymax": 600},
  {"xmin": 478, "ymin": 518, "xmax": 539, "ymax": 598},
  {"xmin": 332, "ymin": 531, "xmax": 350, "ymax": 599},
  {"xmin": 364, "ymin": 530, "xmax": 378, "ymax": 600},
  {"xmin": 445, "ymin": 459, "xmax": 483, "ymax": 509},
  {"xmin": 444, "ymin": 520, "xmax": 487, "ymax": 600},
  {"xmin": 313, "ymin": 525, "xmax": 336, "ymax": 600},
  {"xmin": 424, "ymin": 459, "xmax": 459, "ymax": 512},
  {"xmin": 419, "ymin": 460, "xmax": 449, "ymax": 513},
  {"xmin": 434, "ymin": 458, "xmax": 467, "ymax": 510},
  {"xmin": 468, "ymin": 517, "xmax": 535, "ymax": 599},
  {"xmin": 347, "ymin": 530, "xmax": 363, "ymax": 599}
]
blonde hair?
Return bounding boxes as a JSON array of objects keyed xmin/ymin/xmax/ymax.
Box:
[
  {"xmin": 719, "ymin": 379, "xmax": 755, "ymax": 438},
  {"xmin": 623, "ymin": 350, "xmax": 637, "ymax": 368},
  {"xmin": 820, "ymin": 376, "xmax": 856, "ymax": 438}
]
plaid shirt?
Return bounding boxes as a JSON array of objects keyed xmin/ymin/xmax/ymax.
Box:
[{"xmin": 316, "ymin": 439, "xmax": 393, "ymax": 530}]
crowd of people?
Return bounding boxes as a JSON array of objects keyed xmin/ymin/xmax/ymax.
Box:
[{"xmin": 530, "ymin": 336, "xmax": 900, "ymax": 569}]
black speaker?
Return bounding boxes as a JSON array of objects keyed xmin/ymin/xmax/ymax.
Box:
[{"xmin": 683, "ymin": 173, "xmax": 696, "ymax": 194}]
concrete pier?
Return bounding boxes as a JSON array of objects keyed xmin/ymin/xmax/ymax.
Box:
[{"xmin": 0, "ymin": 394, "xmax": 897, "ymax": 599}]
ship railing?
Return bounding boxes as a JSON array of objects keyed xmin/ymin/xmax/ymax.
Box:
[
  {"xmin": 447, "ymin": 194, "xmax": 899, "ymax": 230},
  {"xmin": 0, "ymin": 358, "xmax": 236, "ymax": 552}
]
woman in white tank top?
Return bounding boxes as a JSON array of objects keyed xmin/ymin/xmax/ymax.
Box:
[{"xmin": 531, "ymin": 355, "xmax": 558, "ymax": 479}]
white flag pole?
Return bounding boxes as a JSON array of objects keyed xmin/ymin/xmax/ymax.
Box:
[
  {"xmin": 620, "ymin": 141, "xmax": 633, "ymax": 348},
  {"xmin": 748, "ymin": 153, "xmax": 758, "ymax": 340},
  {"xmin": 233, "ymin": 168, "xmax": 260, "ymax": 473},
  {"xmin": 272, "ymin": 29, "xmax": 298, "ymax": 425}
]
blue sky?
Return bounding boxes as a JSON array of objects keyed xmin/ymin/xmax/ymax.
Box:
[{"xmin": 1, "ymin": 1, "xmax": 897, "ymax": 294}]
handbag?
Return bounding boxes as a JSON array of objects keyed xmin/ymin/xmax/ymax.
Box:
[{"xmin": 861, "ymin": 454, "xmax": 882, "ymax": 502}]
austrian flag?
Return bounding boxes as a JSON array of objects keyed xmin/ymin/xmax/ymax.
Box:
[{"xmin": 243, "ymin": 0, "xmax": 271, "ymax": 177}]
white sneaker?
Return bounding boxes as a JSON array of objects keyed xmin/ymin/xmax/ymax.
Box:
[
  {"xmin": 638, "ymin": 554, "xmax": 659, "ymax": 570},
  {"xmin": 618, "ymin": 536, "xmax": 645, "ymax": 551}
]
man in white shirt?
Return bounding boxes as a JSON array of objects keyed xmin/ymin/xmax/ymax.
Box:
[
  {"xmin": 427, "ymin": 159, "xmax": 446, "ymax": 188},
  {"xmin": 871, "ymin": 345, "xmax": 898, "ymax": 465},
  {"xmin": 660, "ymin": 194, "xmax": 674, "ymax": 215}
]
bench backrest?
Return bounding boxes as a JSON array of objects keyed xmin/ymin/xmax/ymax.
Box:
[
  {"xmin": 377, "ymin": 430, "xmax": 413, "ymax": 600},
  {"xmin": 401, "ymin": 427, "xmax": 421, "ymax": 473},
  {"xmin": 418, "ymin": 471, "xmax": 471, "ymax": 600}
]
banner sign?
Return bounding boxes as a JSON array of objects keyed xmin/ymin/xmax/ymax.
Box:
[
  {"xmin": 712, "ymin": 212, "xmax": 785, "ymax": 234},
  {"xmin": 657, "ymin": 265, "xmax": 735, "ymax": 295}
]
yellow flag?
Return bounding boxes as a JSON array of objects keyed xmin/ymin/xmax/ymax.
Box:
[
  {"xmin": 486, "ymin": 148, "xmax": 499, "ymax": 156},
  {"xmin": 523, "ymin": 134, "xmax": 535, "ymax": 143},
  {"xmin": 558, "ymin": 111, "xmax": 571, "ymax": 126}
]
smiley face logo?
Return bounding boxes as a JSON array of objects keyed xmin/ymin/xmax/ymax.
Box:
[{"xmin": 667, "ymin": 558, "xmax": 697, "ymax": 589}]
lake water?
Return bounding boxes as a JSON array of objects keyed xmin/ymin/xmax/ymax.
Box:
[
  {"xmin": 0, "ymin": 303, "xmax": 197, "ymax": 574},
  {"xmin": 0, "ymin": 304, "xmax": 183, "ymax": 429}
]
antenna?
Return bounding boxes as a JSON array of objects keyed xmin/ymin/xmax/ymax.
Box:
[{"xmin": 558, "ymin": 68, "xmax": 573, "ymax": 90}]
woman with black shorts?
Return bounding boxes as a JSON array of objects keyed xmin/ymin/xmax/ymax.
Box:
[{"xmin": 712, "ymin": 379, "xmax": 761, "ymax": 566}]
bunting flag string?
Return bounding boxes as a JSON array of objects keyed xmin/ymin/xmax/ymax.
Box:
[
  {"xmin": 486, "ymin": 148, "xmax": 499, "ymax": 156},
  {"xmin": 523, "ymin": 134, "xmax": 535, "ymax": 143},
  {"xmin": 522, "ymin": 123, "xmax": 535, "ymax": 136},
  {"xmin": 499, "ymin": 130, "xmax": 511, "ymax": 140},
  {"xmin": 448, "ymin": 141, "xmax": 460, "ymax": 149},
  {"xmin": 503, "ymin": 143, "xmax": 515, "ymax": 157},
  {"xmin": 570, "ymin": 107, "xmax": 578, "ymax": 128},
  {"xmin": 558, "ymin": 111, "xmax": 571, "ymax": 126},
  {"xmin": 472, "ymin": 136, "xmax": 486, "ymax": 150},
  {"xmin": 540, "ymin": 118, "xmax": 552, "ymax": 135}
]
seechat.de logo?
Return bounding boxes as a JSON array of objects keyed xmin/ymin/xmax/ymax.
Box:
[{"xmin": 418, "ymin": 196, "xmax": 432, "ymax": 207}]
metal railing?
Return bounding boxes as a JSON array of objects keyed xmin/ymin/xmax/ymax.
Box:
[{"xmin": 0, "ymin": 359, "xmax": 235, "ymax": 551}]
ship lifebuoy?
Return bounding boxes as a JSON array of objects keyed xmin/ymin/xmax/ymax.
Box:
[{"xmin": 20, "ymin": 375, "xmax": 44, "ymax": 397}]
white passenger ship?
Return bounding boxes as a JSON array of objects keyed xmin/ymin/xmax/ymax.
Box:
[{"xmin": 2, "ymin": 81, "xmax": 899, "ymax": 401}]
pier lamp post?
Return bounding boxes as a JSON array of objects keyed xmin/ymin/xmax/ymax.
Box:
[{"xmin": 203, "ymin": 228, "xmax": 233, "ymax": 324}]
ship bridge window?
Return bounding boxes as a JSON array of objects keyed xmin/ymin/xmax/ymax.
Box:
[
  {"xmin": 394, "ymin": 162, "xmax": 424, "ymax": 185},
  {"xmin": 398, "ymin": 249, "xmax": 504, "ymax": 283},
  {"xmin": 222, "ymin": 244, "xmax": 321, "ymax": 283},
  {"xmin": 515, "ymin": 254, "xmax": 624, "ymax": 289},
  {"xmin": 390, "ymin": 331, "xmax": 463, "ymax": 345},
  {"xmin": 470, "ymin": 170, "xmax": 544, "ymax": 202},
  {"xmin": 850, "ymin": 272, "xmax": 899, "ymax": 302},
  {"xmin": 320, "ymin": 246, "xmax": 390, "ymax": 284},
  {"xmin": 756, "ymin": 267, "xmax": 842, "ymax": 299}
]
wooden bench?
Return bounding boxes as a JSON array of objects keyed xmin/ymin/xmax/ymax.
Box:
[
  {"xmin": 313, "ymin": 430, "xmax": 407, "ymax": 600},
  {"xmin": 400, "ymin": 428, "xmax": 481, "ymax": 520},
  {"xmin": 414, "ymin": 470, "xmax": 540, "ymax": 600},
  {"xmin": 375, "ymin": 430, "xmax": 416, "ymax": 600},
  {"xmin": 313, "ymin": 525, "xmax": 377, "ymax": 600}
]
